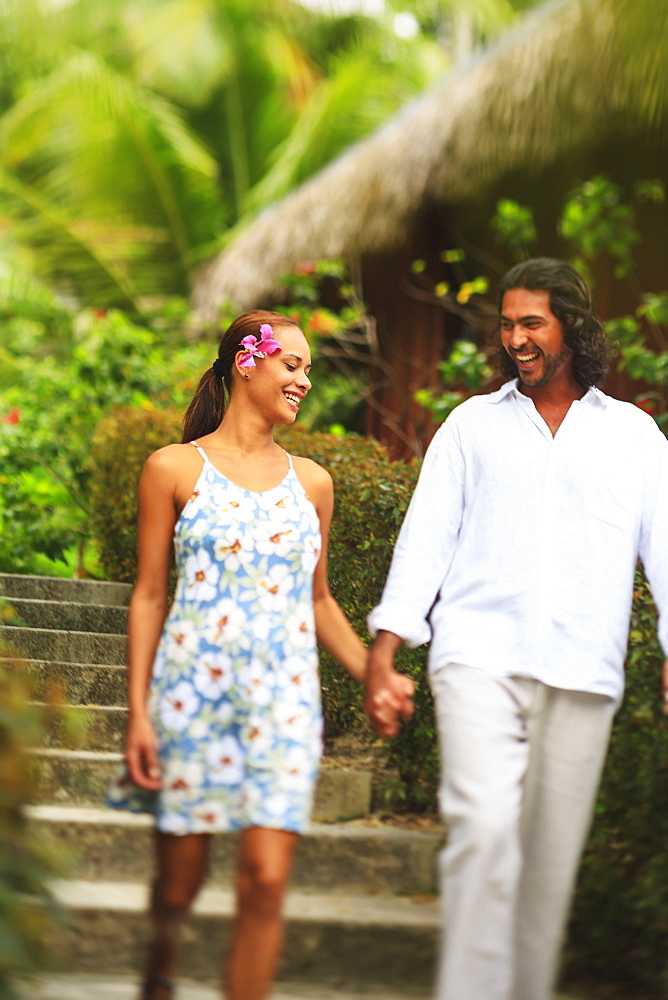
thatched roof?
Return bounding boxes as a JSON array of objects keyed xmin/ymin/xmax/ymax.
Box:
[{"xmin": 193, "ymin": 0, "xmax": 667, "ymax": 321}]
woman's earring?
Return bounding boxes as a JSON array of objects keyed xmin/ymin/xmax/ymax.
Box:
[{"xmin": 243, "ymin": 372, "xmax": 249, "ymax": 379}]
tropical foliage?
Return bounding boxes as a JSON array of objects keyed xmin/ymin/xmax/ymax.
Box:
[
  {"xmin": 0, "ymin": 0, "xmax": 449, "ymax": 313},
  {"xmin": 0, "ymin": 256, "xmax": 377, "ymax": 576},
  {"xmin": 0, "ymin": 305, "xmax": 209, "ymax": 576}
]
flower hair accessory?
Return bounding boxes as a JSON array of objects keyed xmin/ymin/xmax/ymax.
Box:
[{"xmin": 238, "ymin": 324, "xmax": 282, "ymax": 368}]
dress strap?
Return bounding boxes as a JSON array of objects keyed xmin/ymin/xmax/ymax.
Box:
[
  {"xmin": 284, "ymin": 450, "xmax": 293, "ymax": 470},
  {"xmin": 189, "ymin": 440, "xmax": 210, "ymax": 463}
]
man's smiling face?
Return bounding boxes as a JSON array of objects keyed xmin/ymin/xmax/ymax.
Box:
[{"xmin": 500, "ymin": 288, "xmax": 573, "ymax": 390}]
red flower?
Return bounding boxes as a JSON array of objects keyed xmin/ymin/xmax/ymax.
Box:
[
  {"xmin": 2, "ymin": 407, "xmax": 19, "ymax": 424},
  {"xmin": 634, "ymin": 396, "xmax": 657, "ymax": 415},
  {"xmin": 294, "ymin": 261, "xmax": 315, "ymax": 276}
]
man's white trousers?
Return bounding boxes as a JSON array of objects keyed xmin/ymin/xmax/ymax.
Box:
[{"xmin": 431, "ymin": 663, "xmax": 616, "ymax": 1000}]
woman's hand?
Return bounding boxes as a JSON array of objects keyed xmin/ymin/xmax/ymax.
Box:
[
  {"xmin": 125, "ymin": 713, "xmax": 162, "ymax": 790},
  {"xmin": 364, "ymin": 632, "xmax": 415, "ymax": 739},
  {"xmin": 366, "ymin": 668, "xmax": 415, "ymax": 739}
]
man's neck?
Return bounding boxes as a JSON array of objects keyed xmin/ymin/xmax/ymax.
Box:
[{"xmin": 518, "ymin": 377, "xmax": 586, "ymax": 436}]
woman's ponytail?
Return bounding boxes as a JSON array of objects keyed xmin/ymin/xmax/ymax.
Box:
[{"xmin": 181, "ymin": 367, "xmax": 227, "ymax": 442}]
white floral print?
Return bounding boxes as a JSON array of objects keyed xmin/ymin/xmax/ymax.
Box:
[
  {"xmin": 282, "ymin": 609, "xmax": 315, "ymax": 650},
  {"xmin": 109, "ymin": 444, "xmax": 323, "ymax": 833},
  {"xmin": 213, "ymin": 533, "xmax": 254, "ymax": 571},
  {"xmin": 160, "ymin": 680, "xmax": 199, "ymax": 732},
  {"xmin": 185, "ymin": 550, "xmax": 220, "ymax": 602},
  {"xmin": 257, "ymin": 564, "xmax": 294, "ymax": 613},
  {"xmin": 238, "ymin": 659, "xmax": 274, "ymax": 707},
  {"xmin": 164, "ymin": 619, "xmax": 200, "ymax": 665},
  {"xmin": 207, "ymin": 735, "xmax": 245, "ymax": 785},
  {"xmin": 203, "ymin": 600, "xmax": 247, "ymax": 646},
  {"xmin": 194, "ymin": 653, "xmax": 234, "ymax": 699}
]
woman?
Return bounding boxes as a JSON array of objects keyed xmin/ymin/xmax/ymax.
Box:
[{"xmin": 108, "ymin": 310, "xmax": 413, "ymax": 1000}]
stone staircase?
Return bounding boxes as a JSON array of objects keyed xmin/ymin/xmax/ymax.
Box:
[{"xmin": 0, "ymin": 573, "xmax": 441, "ymax": 995}]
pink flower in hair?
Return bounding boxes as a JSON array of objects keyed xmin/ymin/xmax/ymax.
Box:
[{"xmin": 238, "ymin": 324, "xmax": 282, "ymax": 368}]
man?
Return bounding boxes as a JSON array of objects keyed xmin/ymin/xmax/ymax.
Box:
[{"xmin": 365, "ymin": 258, "xmax": 668, "ymax": 1000}]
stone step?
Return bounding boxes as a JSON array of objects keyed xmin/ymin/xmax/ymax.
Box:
[
  {"xmin": 38, "ymin": 704, "xmax": 127, "ymax": 752},
  {"xmin": 3, "ymin": 596, "xmax": 127, "ymax": 634},
  {"xmin": 26, "ymin": 660, "xmax": 127, "ymax": 706},
  {"xmin": 34, "ymin": 708, "xmax": 383, "ymax": 822},
  {"xmin": 0, "ymin": 572, "xmax": 131, "ymax": 607},
  {"xmin": 47, "ymin": 879, "xmax": 440, "ymax": 988},
  {"xmin": 26, "ymin": 805, "xmax": 441, "ymax": 894},
  {"xmin": 19, "ymin": 975, "xmax": 586, "ymax": 1000},
  {"xmin": 21, "ymin": 974, "xmax": 434, "ymax": 1000},
  {"xmin": 29, "ymin": 749, "xmax": 373, "ymax": 823},
  {"xmin": 2, "ymin": 626, "xmax": 126, "ymax": 666}
]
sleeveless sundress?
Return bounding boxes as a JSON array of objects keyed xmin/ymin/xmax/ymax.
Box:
[{"xmin": 107, "ymin": 442, "xmax": 324, "ymax": 834}]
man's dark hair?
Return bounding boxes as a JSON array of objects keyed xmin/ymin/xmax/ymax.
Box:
[{"xmin": 496, "ymin": 257, "xmax": 612, "ymax": 388}]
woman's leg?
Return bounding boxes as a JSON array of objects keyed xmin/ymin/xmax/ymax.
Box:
[
  {"xmin": 141, "ymin": 831, "xmax": 211, "ymax": 999},
  {"xmin": 225, "ymin": 826, "xmax": 299, "ymax": 1000}
]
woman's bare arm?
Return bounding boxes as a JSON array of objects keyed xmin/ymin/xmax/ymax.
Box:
[{"xmin": 124, "ymin": 448, "xmax": 181, "ymax": 788}]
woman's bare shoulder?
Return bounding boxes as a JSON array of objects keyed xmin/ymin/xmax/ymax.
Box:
[
  {"xmin": 142, "ymin": 442, "xmax": 201, "ymax": 478},
  {"xmin": 291, "ymin": 455, "xmax": 333, "ymax": 502}
]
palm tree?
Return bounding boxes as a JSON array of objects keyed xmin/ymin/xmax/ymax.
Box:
[{"xmin": 0, "ymin": 0, "xmax": 449, "ymax": 313}]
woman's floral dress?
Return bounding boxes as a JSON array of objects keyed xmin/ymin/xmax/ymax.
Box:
[{"xmin": 108, "ymin": 443, "xmax": 323, "ymax": 834}]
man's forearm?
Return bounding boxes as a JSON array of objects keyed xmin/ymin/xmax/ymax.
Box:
[{"xmin": 367, "ymin": 629, "xmax": 404, "ymax": 677}]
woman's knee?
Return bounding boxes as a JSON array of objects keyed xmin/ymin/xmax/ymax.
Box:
[
  {"xmin": 236, "ymin": 859, "xmax": 290, "ymax": 919},
  {"xmin": 151, "ymin": 875, "xmax": 202, "ymax": 915},
  {"xmin": 235, "ymin": 828, "xmax": 297, "ymax": 919},
  {"xmin": 152, "ymin": 832, "xmax": 210, "ymax": 914},
  {"xmin": 151, "ymin": 855, "xmax": 208, "ymax": 914}
]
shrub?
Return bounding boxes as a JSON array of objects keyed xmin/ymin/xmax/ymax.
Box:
[
  {"xmin": 563, "ymin": 571, "xmax": 668, "ymax": 996},
  {"xmin": 88, "ymin": 406, "xmax": 182, "ymax": 583},
  {"xmin": 0, "ymin": 308, "xmax": 209, "ymax": 576}
]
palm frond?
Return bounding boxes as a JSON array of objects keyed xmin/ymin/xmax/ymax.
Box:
[
  {"xmin": 128, "ymin": 0, "xmax": 233, "ymax": 107},
  {"xmin": 0, "ymin": 48, "xmax": 223, "ymax": 299},
  {"xmin": 0, "ymin": 169, "xmax": 143, "ymax": 308},
  {"xmin": 244, "ymin": 41, "xmax": 446, "ymax": 212}
]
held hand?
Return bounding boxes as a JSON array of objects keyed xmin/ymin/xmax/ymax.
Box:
[
  {"xmin": 365, "ymin": 669, "xmax": 415, "ymax": 740},
  {"xmin": 663, "ymin": 658, "xmax": 668, "ymax": 716},
  {"xmin": 125, "ymin": 714, "xmax": 162, "ymax": 790},
  {"xmin": 396, "ymin": 672, "xmax": 415, "ymax": 718}
]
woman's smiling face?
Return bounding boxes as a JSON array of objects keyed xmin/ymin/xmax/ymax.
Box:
[{"xmin": 241, "ymin": 324, "xmax": 312, "ymax": 422}]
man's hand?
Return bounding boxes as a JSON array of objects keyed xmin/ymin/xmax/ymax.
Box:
[
  {"xmin": 364, "ymin": 631, "xmax": 414, "ymax": 739},
  {"xmin": 663, "ymin": 658, "xmax": 668, "ymax": 716}
]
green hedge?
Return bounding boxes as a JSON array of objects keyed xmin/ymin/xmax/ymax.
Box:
[
  {"xmin": 88, "ymin": 406, "xmax": 183, "ymax": 584},
  {"xmin": 88, "ymin": 406, "xmax": 668, "ymax": 993},
  {"xmin": 564, "ymin": 572, "xmax": 668, "ymax": 996}
]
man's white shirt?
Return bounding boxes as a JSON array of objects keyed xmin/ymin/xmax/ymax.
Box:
[{"xmin": 368, "ymin": 380, "xmax": 668, "ymax": 703}]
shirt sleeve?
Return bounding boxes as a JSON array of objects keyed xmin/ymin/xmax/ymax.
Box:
[
  {"xmin": 638, "ymin": 417, "xmax": 668, "ymax": 656},
  {"xmin": 367, "ymin": 412, "xmax": 466, "ymax": 648}
]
